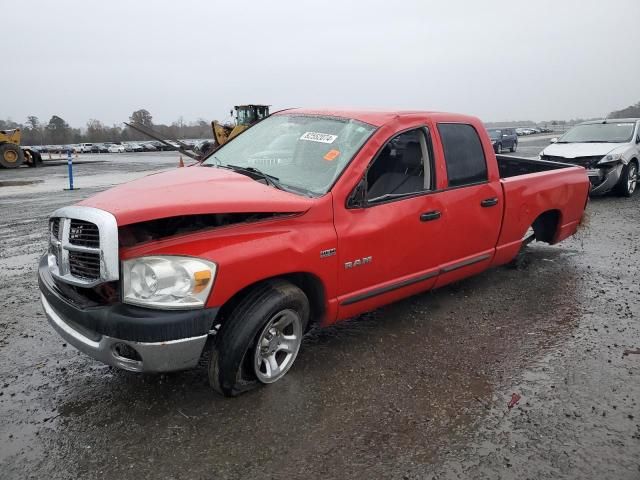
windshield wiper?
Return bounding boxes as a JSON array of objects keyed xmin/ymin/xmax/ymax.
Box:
[
  {"xmin": 224, "ymin": 164, "xmax": 285, "ymax": 191},
  {"xmin": 202, "ymin": 156, "xmax": 222, "ymax": 166}
]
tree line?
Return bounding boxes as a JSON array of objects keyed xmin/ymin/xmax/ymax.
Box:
[
  {"xmin": 608, "ymin": 101, "xmax": 640, "ymax": 119},
  {"xmin": 3, "ymin": 102, "xmax": 638, "ymax": 146},
  {"xmin": 0, "ymin": 109, "xmax": 213, "ymax": 146}
]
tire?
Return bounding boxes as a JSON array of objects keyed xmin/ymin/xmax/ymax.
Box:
[
  {"xmin": 507, "ymin": 226, "xmax": 535, "ymax": 269},
  {"xmin": 495, "ymin": 143, "xmax": 502, "ymax": 154},
  {"xmin": 24, "ymin": 149, "xmax": 42, "ymax": 167},
  {"xmin": 33, "ymin": 150, "xmax": 43, "ymax": 166},
  {"xmin": 0, "ymin": 143, "xmax": 24, "ymax": 168},
  {"xmin": 510, "ymin": 141, "xmax": 517, "ymax": 153},
  {"xmin": 615, "ymin": 160, "xmax": 638, "ymax": 197},
  {"xmin": 208, "ymin": 280, "xmax": 310, "ymax": 397}
]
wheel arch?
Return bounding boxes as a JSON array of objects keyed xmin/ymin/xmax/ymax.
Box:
[
  {"xmin": 212, "ymin": 272, "xmax": 328, "ymax": 332},
  {"xmin": 531, "ymin": 209, "xmax": 561, "ymax": 244}
]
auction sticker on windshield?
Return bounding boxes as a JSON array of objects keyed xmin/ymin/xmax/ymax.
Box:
[{"xmin": 300, "ymin": 132, "xmax": 338, "ymax": 144}]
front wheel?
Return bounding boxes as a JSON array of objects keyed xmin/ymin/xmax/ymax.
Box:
[
  {"xmin": 615, "ymin": 160, "xmax": 637, "ymax": 197},
  {"xmin": 208, "ymin": 280, "xmax": 310, "ymax": 396}
]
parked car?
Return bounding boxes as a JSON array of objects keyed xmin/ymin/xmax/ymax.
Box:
[
  {"xmin": 92, "ymin": 143, "xmax": 109, "ymax": 153},
  {"xmin": 107, "ymin": 143, "xmax": 125, "ymax": 153},
  {"xmin": 78, "ymin": 143, "xmax": 94, "ymax": 153},
  {"xmin": 540, "ymin": 118, "xmax": 640, "ymax": 196},
  {"xmin": 149, "ymin": 140, "xmax": 170, "ymax": 151},
  {"xmin": 139, "ymin": 142, "xmax": 157, "ymax": 152},
  {"xmin": 487, "ymin": 128, "xmax": 518, "ymax": 153},
  {"xmin": 38, "ymin": 109, "xmax": 589, "ymax": 396}
]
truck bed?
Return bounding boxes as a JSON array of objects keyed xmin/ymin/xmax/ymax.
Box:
[
  {"xmin": 493, "ymin": 154, "xmax": 589, "ymax": 266},
  {"xmin": 496, "ymin": 154, "xmax": 576, "ymax": 179}
]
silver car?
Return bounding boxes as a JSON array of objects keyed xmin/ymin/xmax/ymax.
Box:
[{"xmin": 539, "ymin": 118, "xmax": 640, "ymax": 196}]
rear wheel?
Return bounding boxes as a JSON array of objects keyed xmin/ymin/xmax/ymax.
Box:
[
  {"xmin": 24, "ymin": 149, "xmax": 42, "ymax": 167},
  {"xmin": 615, "ymin": 160, "xmax": 638, "ymax": 197},
  {"xmin": 510, "ymin": 141, "xmax": 517, "ymax": 153},
  {"xmin": 208, "ymin": 280, "xmax": 309, "ymax": 396},
  {"xmin": 495, "ymin": 143, "xmax": 503, "ymax": 154},
  {"xmin": 507, "ymin": 227, "xmax": 535, "ymax": 269},
  {"xmin": 0, "ymin": 143, "xmax": 24, "ymax": 168}
]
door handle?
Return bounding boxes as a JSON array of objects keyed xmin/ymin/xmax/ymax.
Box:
[
  {"xmin": 420, "ymin": 211, "xmax": 441, "ymax": 222},
  {"xmin": 481, "ymin": 197, "xmax": 499, "ymax": 207}
]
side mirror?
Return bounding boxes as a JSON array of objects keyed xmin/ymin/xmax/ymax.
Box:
[
  {"xmin": 550, "ymin": 137, "xmax": 558, "ymax": 144},
  {"xmin": 347, "ymin": 178, "xmax": 367, "ymax": 209}
]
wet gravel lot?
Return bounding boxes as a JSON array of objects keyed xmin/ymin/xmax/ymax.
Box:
[{"xmin": 1, "ymin": 141, "xmax": 638, "ymax": 479}]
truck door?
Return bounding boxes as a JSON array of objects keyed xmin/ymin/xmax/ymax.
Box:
[
  {"xmin": 432, "ymin": 122, "xmax": 503, "ymax": 288},
  {"xmin": 333, "ymin": 127, "xmax": 444, "ymax": 318}
]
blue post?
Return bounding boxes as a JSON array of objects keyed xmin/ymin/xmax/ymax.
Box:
[{"xmin": 67, "ymin": 149, "xmax": 74, "ymax": 190}]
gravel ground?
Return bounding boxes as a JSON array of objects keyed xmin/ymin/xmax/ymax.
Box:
[{"xmin": 0, "ymin": 145, "xmax": 638, "ymax": 479}]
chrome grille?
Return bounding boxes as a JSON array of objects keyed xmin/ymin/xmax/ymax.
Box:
[
  {"xmin": 47, "ymin": 206, "xmax": 119, "ymax": 287},
  {"xmin": 68, "ymin": 251, "xmax": 101, "ymax": 279},
  {"xmin": 50, "ymin": 218, "xmax": 60, "ymax": 240},
  {"xmin": 69, "ymin": 219, "xmax": 100, "ymax": 248}
]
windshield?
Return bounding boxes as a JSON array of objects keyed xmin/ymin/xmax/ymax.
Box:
[
  {"xmin": 487, "ymin": 129, "xmax": 501, "ymax": 139},
  {"xmin": 202, "ymin": 114, "xmax": 376, "ymax": 195},
  {"xmin": 559, "ymin": 123, "xmax": 635, "ymax": 143}
]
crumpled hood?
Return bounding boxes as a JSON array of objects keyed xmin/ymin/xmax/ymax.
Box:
[
  {"xmin": 542, "ymin": 142, "xmax": 625, "ymax": 158},
  {"xmin": 79, "ymin": 166, "xmax": 315, "ymax": 226}
]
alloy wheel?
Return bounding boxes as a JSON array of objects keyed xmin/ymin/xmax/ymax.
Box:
[
  {"xmin": 253, "ymin": 309, "xmax": 303, "ymax": 383},
  {"xmin": 628, "ymin": 163, "xmax": 637, "ymax": 195}
]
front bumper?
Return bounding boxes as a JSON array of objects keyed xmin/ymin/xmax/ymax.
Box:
[
  {"xmin": 38, "ymin": 255, "xmax": 218, "ymax": 373},
  {"xmin": 587, "ymin": 163, "xmax": 624, "ymax": 195}
]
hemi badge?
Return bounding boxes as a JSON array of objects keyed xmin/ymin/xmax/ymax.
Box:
[{"xmin": 320, "ymin": 248, "xmax": 336, "ymax": 258}]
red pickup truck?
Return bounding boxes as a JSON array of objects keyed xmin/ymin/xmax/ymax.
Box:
[{"xmin": 39, "ymin": 109, "xmax": 589, "ymax": 396}]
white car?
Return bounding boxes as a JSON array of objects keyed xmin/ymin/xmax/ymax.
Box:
[
  {"xmin": 107, "ymin": 144, "xmax": 125, "ymax": 153},
  {"xmin": 539, "ymin": 118, "xmax": 640, "ymax": 196},
  {"xmin": 78, "ymin": 143, "xmax": 94, "ymax": 153}
]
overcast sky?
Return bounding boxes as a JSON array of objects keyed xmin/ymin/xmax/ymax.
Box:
[{"xmin": 5, "ymin": 0, "xmax": 639, "ymax": 127}]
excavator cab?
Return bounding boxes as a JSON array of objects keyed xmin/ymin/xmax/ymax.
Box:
[
  {"xmin": 212, "ymin": 104, "xmax": 270, "ymax": 148},
  {"xmin": 235, "ymin": 105, "xmax": 270, "ymax": 126}
]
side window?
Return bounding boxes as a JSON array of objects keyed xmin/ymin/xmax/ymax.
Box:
[
  {"xmin": 437, "ymin": 123, "xmax": 488, "ymax": 187},
  {"xmin": 366, "ymin": 128, "xmax": 433, "ymax": 202}
]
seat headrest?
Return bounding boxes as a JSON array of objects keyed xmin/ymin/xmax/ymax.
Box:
[{"xmin": 401, "ymin": 142, "xmax": 422, "ymax": 168}]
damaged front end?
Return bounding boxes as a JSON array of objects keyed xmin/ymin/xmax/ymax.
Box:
[{"xmin": 119, "ymin": 212, "xmax": 296, "ymax": 248}]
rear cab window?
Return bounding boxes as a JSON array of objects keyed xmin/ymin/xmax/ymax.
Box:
[{"xmin": 437, "ymin": 123, "xmax": 488, "ymax": 187}]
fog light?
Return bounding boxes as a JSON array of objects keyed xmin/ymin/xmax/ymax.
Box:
[{"xmin": 112, "ymin": 343, "xmax": 142, "ymax": 362}]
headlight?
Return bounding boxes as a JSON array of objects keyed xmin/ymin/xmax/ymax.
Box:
[
  {"xmin": 491, "ymin": 140, "xmax": 496, "ymax": 144},
  {"xmin": 598, "ymin": 153, "xmax": 623, "ymax": 164},
  {"xmin": 122, "ymin": 256, "xmax": 216, "ymax": 309}
]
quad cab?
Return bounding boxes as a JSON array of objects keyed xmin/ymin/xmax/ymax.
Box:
[{"xmin": 39, "ymin": 109, "xmax": 590, "ymax": 396}]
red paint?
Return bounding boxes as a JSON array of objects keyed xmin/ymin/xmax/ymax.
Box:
[
  {"xmin": 508, "ymin": 393, "xmax": 522, "ymax": 409},
  {"xmin": 82, "ymin": 109, "xmax": 590, "ymax": 326}
]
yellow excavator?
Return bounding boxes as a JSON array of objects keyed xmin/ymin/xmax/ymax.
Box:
[
  {"xmin": 0, "ymin": 128, "xmax": 42, "ymax": 168},
  {"xmin": 212, "ymin": 104, "xmax": 270, "ymax": 147}
]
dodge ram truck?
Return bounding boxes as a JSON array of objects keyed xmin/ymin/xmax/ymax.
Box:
[{"xmin": 38, "ymin": 109, "xmax": 590, "ymax": 396}]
